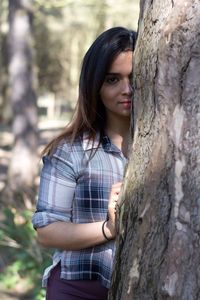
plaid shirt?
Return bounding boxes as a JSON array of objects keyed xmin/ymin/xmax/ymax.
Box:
[{"xmin": 32, "ymin": 132, "xmax": 127, "ymax": 289}]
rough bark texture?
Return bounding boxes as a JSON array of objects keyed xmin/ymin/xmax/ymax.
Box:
[
  {"xmin": 109, "ymin": 1, "xmax": 200, "ymax": 299},
  {"xmin": 7, "ymin": 0, "xmax": 38, "ymax": 196}
]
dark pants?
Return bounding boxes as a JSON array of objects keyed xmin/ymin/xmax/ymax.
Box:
[{"xmin": 46, "ymin": 263, "xmax": 108, "ymax": 300}]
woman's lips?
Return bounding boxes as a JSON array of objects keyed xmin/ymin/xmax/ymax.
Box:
[{"xmin": 120, "ymin": 101, "xmax": 131, "ymax": 109}]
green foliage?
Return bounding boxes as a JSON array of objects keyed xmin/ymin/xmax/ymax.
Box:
[
  {"xmin": 34, "ymin": 17, "xmax": 64, "ymax": 95},
  {"xmin": 35, "ymin": 0, "xmax": 72, "ymax": 9},
  {"xmin": 0, "ymin": 207, "xmax": 52, "ymax": 299}
]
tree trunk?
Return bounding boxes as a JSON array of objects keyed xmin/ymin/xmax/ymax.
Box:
[
  {"xmin": 7, "ymin": 0, "xmax": 38, "ymax": 201},
  {"xmin": 109, "ymin": 0, "xmax": 200, "ymax": 299}
]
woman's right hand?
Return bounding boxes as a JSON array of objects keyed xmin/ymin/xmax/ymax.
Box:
[{"xmin": 106, "ymin": 182, "xmax": 122, "ymax": 238}]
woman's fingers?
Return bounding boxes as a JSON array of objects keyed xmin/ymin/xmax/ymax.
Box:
[
  {"xmin": 106, "ymin": 182, "xmax": 123, "ymax": 238},
  {"xmin": 108, "ymin": 182, "xmax": 123, "ymax": 220},
  {"xmin": 109, "ymin": 182, "xmax": 122, "ymax": 204}
]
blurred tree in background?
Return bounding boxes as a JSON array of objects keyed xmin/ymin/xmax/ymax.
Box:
[
  {"xmin": 7, "ymin": 0, "xmax": 38, "ymax": 200},
  {"xmin": 0, "ymin": 0, "xmax": 9, "ymax": 123},
  {"xmin": 0, "ymin": 1, "xmax": 139, "ymax": 299}
]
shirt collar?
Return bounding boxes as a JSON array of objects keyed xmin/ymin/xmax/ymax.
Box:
[
  {"xmin": 82, "ymin": 132, "xmax": 101, "ymax": 151},
  {"xmin": 82, "ymin": 131, "xmax": 121, "ymax": 154}
]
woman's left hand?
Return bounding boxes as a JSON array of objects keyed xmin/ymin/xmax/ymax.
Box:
[{"xmin": 106, "ymin": 181, "xmax": 122, "ymax": 238}]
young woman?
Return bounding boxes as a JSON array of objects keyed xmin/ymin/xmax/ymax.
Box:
[{"xmin": 32, "ymin": 27, "xmax": 137, "ymax": 300}]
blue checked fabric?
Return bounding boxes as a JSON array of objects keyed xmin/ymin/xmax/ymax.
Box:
[{"xmin": 32, "ymin": 132, "xmax": 127, "ymax": 288}]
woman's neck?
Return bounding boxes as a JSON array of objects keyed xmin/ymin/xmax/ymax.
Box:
[{"xmin": 105, "ymin": 117, "xmax": 130, "ymax": 157}]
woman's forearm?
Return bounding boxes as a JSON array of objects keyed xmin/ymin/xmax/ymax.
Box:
[{"xmin": 36, "ymin": 220, "xmax": 115, "ymax": 250}]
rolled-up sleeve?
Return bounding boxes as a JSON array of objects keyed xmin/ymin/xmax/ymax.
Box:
[{"xmin": 32, "ymin": 145, "xmax": 76, "ymax": 229}]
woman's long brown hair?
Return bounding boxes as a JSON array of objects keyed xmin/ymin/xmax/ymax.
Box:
[{"xmin": 42, "ymin": 27, "xmax": 137, "ymax": 156}]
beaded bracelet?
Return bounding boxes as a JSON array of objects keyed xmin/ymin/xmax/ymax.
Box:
[{"xmin": 102, "ymin": 220, "xmax": 112, "ymax": 241}]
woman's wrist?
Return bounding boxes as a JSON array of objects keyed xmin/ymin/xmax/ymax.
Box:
[{"xmin": 102, "ymin": 220, "xmax": 116, "ymax": 241}]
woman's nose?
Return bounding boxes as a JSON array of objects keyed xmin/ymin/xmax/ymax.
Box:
[{"xmin": 121, "ymin": 79, "xmax": 133, "ymax": 96}]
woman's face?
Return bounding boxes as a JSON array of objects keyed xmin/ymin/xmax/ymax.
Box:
[{"xmin": 100, "ymin": 50, "xmax": 133, "ymax": 123}]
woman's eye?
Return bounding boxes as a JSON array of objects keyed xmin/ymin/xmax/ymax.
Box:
[{"xmin": 105, "ymin": 76, "xmax": 119, "ymax": 85}]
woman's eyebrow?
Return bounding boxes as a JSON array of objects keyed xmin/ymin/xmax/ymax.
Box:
[
  {"xmin": 106, "ymin": 72, "xmax": 133, "ymax": 76},
  {"xmin": 105, "ymin": 72, "xmax": 120, "ymax": 76}
]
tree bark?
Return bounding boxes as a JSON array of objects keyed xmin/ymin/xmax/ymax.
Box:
[
  {"xmin": 109, "ymin": 1, "xmax": 200, "ymax": 299},
  {"xmin": 7, "ymin": 0, "xmax": 38, "ymax": 199}
]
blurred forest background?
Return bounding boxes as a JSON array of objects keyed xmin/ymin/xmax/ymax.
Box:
[{"xmin": 0, "ymin": 0, "xmax": 139, "ymax": 299}]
